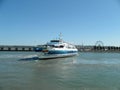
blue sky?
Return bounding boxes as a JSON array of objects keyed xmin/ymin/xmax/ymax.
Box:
[{"xmin": 0, "ymin": 0, "xmax": 120, "ymax": 46}]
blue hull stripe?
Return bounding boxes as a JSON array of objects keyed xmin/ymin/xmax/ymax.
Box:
[{"xmin": 48, "ymin": 50, "xmax": 77, "ymax": 54}]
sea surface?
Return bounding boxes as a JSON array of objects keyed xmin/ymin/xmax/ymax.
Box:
[{"xmin": 0, "ymin": 52, "xmax": 120, "ymax": 90}]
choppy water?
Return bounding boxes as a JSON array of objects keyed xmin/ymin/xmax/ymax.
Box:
[{"xmin": 1, "ymin": 52, "xmax": 120, "ymax": 90}]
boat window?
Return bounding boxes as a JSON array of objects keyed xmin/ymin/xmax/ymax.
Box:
[
  {"xmin": 53, "ymin": 45, "xmax": 64, "ymax": 48},
  {"xmin": 60, "ymin": 45, "xmax": 64, "ymax": 48},
  {"xmin": 48, "ymin": 45, "xmax": 55, "ymax": 47},
  {"xmin": 48, "ymin": 45, "xmax": 64, "ymax": 48},
  {"xmin": 51, "ymin": 40, "xmax": 60, "ymax": 42},
  {"xmin": 55, "ymin": 46, "xmax": 59, "ymax": 48}
]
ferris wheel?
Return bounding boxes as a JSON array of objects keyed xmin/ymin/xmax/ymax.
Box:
[{"xmin": 95, "ymin": 41, "xmax": 104, "ymax": 46}]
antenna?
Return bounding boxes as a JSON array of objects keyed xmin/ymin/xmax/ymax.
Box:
[{"xmin": 59, "ymin": 33, "xmax": 62, "ymax": 40}]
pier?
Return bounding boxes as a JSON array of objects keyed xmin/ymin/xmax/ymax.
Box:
[
  {"xmin": 76, "ymin": 45, "xmax": 120, "ymax": 52},
  {"xmin": 0, "ymin": 45, "xmax": 120, "ymax": 52},
  {"xmin": 76, "ymin": 41, "xmax": 120, "ymax": 52},
  {"xmin": 0, "ymin": 41, "xmax": 120, "ymax": 52},
  {"xmin": 0, "ymin": 45, "xmax": 34, "ymax": 51}
]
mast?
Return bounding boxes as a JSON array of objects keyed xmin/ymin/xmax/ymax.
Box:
[{"xmin": 59, "ymin": 33, "xmax": 62, "ymax": 41}]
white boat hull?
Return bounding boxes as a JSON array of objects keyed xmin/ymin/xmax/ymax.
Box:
[{"xmin": 38, "ymin": 53, "xmax": 78, "ymax": 60}]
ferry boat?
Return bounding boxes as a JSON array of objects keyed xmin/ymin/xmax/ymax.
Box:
[{"xmin": 38, "ymin": 34, "xmax": 78, "ymax": 59}]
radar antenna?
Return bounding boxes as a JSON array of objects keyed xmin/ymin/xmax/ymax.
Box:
[{"xmin": 59, "ymin": 33, "xmax": 62, "ymax": 40}]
